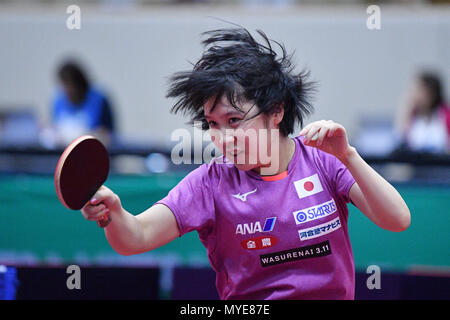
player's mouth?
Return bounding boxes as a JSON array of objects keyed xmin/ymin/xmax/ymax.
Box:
[{"xmin": 226, "ymin": 150, "xmax": 243, "ymax": 160}]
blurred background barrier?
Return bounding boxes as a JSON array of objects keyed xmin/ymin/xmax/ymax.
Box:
[
  {"xmin": 2, "ymin": 265, "xmax": 450, "ymax": 300},
  {"xmin": 11, "ymin": 266, "xmax": 160, "ymax": 300},
  {"xmin": 0, "ymin": 265, "xmax": 18, "ymax": 300},
  {"xmin": 1, "ymin": 173, "xmax": 450, "ymax": 270}
]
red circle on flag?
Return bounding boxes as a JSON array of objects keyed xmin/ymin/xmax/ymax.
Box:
[{"xmin": 304, "ymin": 181, "xmax": 314, "ymax": 191}]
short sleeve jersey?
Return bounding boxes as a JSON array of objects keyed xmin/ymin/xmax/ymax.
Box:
[{"xmin": 157, "ymin": 135, "xmax": 356, "ymax": 300}]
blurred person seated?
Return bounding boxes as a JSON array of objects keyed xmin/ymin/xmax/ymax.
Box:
[
  {"xmin": 395, "ymin": 71, "xmax": 450, "ymax": 154},
  {"xmin": 48, "ymin": 60, "xmax": 115, "ymax": 147}
]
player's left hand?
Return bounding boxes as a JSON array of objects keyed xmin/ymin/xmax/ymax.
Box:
[{"xmin": 299, "ymin": 120, "xmax": 353, "ymax": 161}]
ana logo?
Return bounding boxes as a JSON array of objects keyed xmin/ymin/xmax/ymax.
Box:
[
  {"xmin": 241, "ymin": 235, "xmax": 278, "ymax": 250},
  {"xmin": 236, "ymin": 217, "xmax": 276, "ymax": 235},
  {"xmin": 293, "ymin": 173, "xmax": 323, "ymax": 199}
]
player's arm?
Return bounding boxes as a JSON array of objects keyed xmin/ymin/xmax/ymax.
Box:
[
  {"xmin": 300, "ymin": 120, "xmax": 411, "ymax": 232},
  {"xmin": 81, "ymin": 186, "xmax": 180, "ymax": 255},
  {"xmin": 343, "ymin": 151, "xmax": 410, "ymax": 232}
]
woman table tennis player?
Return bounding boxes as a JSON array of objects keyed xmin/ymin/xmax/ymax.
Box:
[{"xmin": 81, "ymin": 28, "xmax": 411, "ymax": 299}]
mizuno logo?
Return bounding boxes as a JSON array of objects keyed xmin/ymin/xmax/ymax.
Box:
[{"xmin": 232, "ymin": 188, "xmax": 257, "ymax": 202}]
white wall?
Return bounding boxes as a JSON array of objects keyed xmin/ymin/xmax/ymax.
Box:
[{"xmin": 0, "ymin": 4, "xmax": 449, "ymax": 143}]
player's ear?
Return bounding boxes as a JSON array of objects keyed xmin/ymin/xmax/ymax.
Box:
[{"xmin": 271, "ymin": 102, "xmax": 285, "ymax": 126}]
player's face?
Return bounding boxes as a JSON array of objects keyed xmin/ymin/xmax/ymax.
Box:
[
  {"xmin": 204, "ymin": 95, "xmax": 281, "ymax": 171},
  {"xmin": 411, "ymin": 79, "xmax": 433, "ymax": 114},
  {"xmin": 62, "ymin": 81, "xmax": 84, "ymax": 105}
]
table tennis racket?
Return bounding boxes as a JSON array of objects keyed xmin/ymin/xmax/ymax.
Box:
[{"xmin": 54, "ymin": 135, "xmax": 111, "ymax": 228}]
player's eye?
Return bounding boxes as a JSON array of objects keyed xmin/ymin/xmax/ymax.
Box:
[
  {"xmin": 208, "ymin": 120, "xmax": 218, "ymax": 128},
  {"xmin": 229, "ymin": 118, "xmax": 241, "ymax": 126}
]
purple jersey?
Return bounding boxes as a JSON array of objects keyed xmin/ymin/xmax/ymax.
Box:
[{"xmin": 157, "ymin": 136, "xmax": 356, "ymax": 299}]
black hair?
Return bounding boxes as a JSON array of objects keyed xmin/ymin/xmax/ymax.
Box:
[
  {"xmin": 418, "ymin": 71, "xmax": 444, "ymax": 112},
  {"xmin": 166, "ymin": 27, "xmax": 315, "ymax": 136},
  {"xmin": 57, "ymin": 60, "xmax": 90, "ymax": 97}
]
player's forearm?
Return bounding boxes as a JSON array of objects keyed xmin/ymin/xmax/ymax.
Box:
[
  {"xmin": 104, "ymin": 208, "xmax": 145, "ymax": 255},
  {"xmin": 339, "ymin": 147, "xmax": 411, "ymax": 232}
]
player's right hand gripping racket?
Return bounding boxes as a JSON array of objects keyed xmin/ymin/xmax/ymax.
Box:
[{"xmin": 54, "ymin": 135, "xmax": 111, "ymax": 228}]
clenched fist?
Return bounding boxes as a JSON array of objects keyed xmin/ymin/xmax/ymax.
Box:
[{"xmin": 81, "ymin": 185, "xmax": 122, "ymax": 223}]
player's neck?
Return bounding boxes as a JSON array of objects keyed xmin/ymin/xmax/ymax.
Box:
[{"xmin": 254, "ymin": 136, "xmax": 295, "ymax": 177}]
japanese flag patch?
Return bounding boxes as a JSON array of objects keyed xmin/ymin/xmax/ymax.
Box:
[{"xmin": 294, "ymin": 173, "xmax": 323, "ymax": 199}]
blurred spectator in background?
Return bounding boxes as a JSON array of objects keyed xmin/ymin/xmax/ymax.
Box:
[
  {"xmin": 48, "ymin": 60, "xmax": 115, "ymax": 147},
  {"xmin": 395, "ymin": 71, "xmax": 450, "ymax": 154}
]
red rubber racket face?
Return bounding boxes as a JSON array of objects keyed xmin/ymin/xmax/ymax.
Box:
[{"xmin": 55, "ymin": 136, "xmax": 110, "ymax": 210}]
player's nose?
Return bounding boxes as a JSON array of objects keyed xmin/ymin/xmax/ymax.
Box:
[
  {"xmin": 211, "ymin": 128, "xmax": 236, "ymax": 149},
  {"xmin": 223, "ymin": 130, "xmax": 238, "ymax": 152}
]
